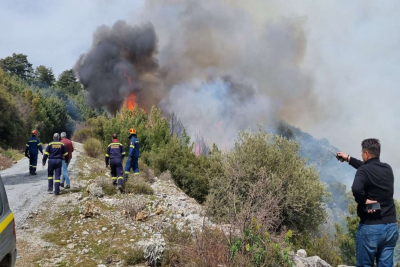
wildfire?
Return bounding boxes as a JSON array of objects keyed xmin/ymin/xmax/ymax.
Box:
[
  {"xmin": 122, "ymin": 69, "xmax": 136, "ymax": 111},
  {"xmin": 125, "ymin": 92, "xmax": 136, "ymax": 110}
]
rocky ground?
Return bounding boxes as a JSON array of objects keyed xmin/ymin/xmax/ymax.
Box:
[
  {"xmin": 14, "ymin": 149, "xmax": 353, "ymax": 267},
  {"xmin": 14, "ymin": 150, "xmax": 218, "ymax": 267}
]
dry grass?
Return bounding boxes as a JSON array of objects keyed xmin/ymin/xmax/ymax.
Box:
[
  {"xmin": 162, "ymin": 227, "xmax": 230, "ymax": 267},
  {"xmin": 0, "ymin": 154, "xmax": 13, "ymax": 170},
  {"xmin": 121, "ymin": 198, "xmax": 144, "ymax": 220},
  {"xmin": 83, "ymin": 138, "xmax": 103, "ymax": 158},
  {"xmin": 0, "ymin": 148, "xmax": 24, "ymax": 170},
  {"xmin": 120, "ymin": 247, "xmax": 146, "ymax": 265},
  {"xmin": 125, "ymin": 178, "xmax": 154, "ymax": 195},
  {"xmin": 159, "ymin": 171, "xmax": 172, "ymax": 181},
  {"xmin": 95, "ymin": 177, "xmax": 117, "ymax": 195}
]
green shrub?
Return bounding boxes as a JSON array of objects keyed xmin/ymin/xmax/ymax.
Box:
[
  {"xmin": 125, "ymin": 178, "xmax": 154, "ymax": 195},
  {"xmin": 294, "ymin": 233, "xmax": 343, "ymax": 266},
  {"xmin": 143, "ymin": 132, "xmax": 211, "ymax": 202},
  {"xmin": 86, "ymin": 107, "xmax": 212, "ymax": 202},
  {"xmin": 207, "ymin": 129, "xmax": 327, "ymax": 234},
  {"xmin": 72, "ymin": 127, "xmax": 94, "ymax": 143},
  {"xmin": 230, "ymin": 219, "xmax": 293, "ymax": 267},
  {"xmin": 0, "ymin": 85, "xmax": 25, "ymax": 149},
  {"xmin": 83, "ymin": 138, "xmax": 102, "ymax": 158},
  {"xmin": 335, "ymin": 203, "xmax": 358, "ymax": 265}
]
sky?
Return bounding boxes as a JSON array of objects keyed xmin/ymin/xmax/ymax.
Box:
[{"xmin": 1, "ymin": 0, "xmax": 400, "ymax": 189}]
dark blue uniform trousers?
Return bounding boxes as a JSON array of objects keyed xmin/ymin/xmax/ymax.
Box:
[
  {"xmin": 48, "ymin": 159, "xmax": 62, "ymax": 194},
  {"xmin": 124, "ymin": 157, "xmax": 139, "ymax": 177},
  {"xmin": 110, "ymin": 158, "xmax": 124, "ymax": 186},
  {"xmin": 29, "ymin": 154, "xmax": 38, "ymax": 173}
]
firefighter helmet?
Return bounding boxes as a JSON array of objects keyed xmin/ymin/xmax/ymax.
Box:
[
  {"xmin": 31, "ymin": 130, "xmax": 38, "ymax": 135},
  {"xmin": 129, "ymin": 128, "xmax": 136, "ymax": 135}
]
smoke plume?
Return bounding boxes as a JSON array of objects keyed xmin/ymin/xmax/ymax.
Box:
[
  {"xmin": 75, "ymin": 0, "xmax": 321, "ymax": 148},
  {"xmin": 75, "ymin": 21, "xmax": 161, "ymax": 114}
]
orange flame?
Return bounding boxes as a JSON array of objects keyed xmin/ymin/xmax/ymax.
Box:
[{"xmin": 126, "ymin": 93, "xmax": 136, "ymax": 110}]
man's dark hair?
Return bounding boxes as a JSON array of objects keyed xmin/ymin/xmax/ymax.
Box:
[
  {"xmin": 112, "ymin": 133, "xmax": 117, "ymax": 139},
  {"xmin": 362, "ymin": 138, "xmax": 381, "ymax": 157}
]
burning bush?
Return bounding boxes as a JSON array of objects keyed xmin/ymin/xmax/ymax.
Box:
[{"xmin": 207, "ymin": 129, "xmax": 327, "ymax": 234}]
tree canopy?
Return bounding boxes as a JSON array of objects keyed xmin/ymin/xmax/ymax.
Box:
[
  {"xmin": 56, "ymin": 69, "xmax": 81, "ymax": 94},
  {"xmin": 0, "ymin": 53, "xmax": 33, "ymax": 80},
  {"xmin": 34, "ymin": 65, "xmax": 55, "ymax": 87}
]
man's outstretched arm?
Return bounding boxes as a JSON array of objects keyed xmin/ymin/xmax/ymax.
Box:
[{"xmin": 337, "ymin": 152, "xmax": 363, "ymax": 169}]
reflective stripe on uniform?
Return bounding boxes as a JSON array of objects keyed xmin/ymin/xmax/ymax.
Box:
[
  {"xmin": 48, "ymin": 177, "xmax": 53, "ymax": 180},
  {"xmin": 135, "ymin": 141, "xmax": 139, "ymax": 143},
  {"xmin": 44, "ymin": 152, "xmax": 50, "ymax": 155},
  {"xmin": 124, "ymin": 171, "xmax": 130, "ymax": 174},
  {"xmin": 112, "ymin": 177, "xmax": 117, "ymax": 180},
  {"xmin": 105, "ymin": 154, "xmax": 109, "ymax": 157},
  {"xmin": 26, "ymin": 144, "xmax": 29, "ymax": 147},
  {"xmin": 49, "ymin": 142, "xmax": 64, "ymax": 145},
  {"xmin": 130, "ymin": 145, "xmax": 135, "ymax": 148},
  {"xmin": 37, "ymin": 143, "xmax": 41, "ymax": 146},
  {"xmin": 29, "ymin": 140, "xmax": 37, "ymax": 142},
  {"xmin": 64, "ymin": 152, "xmax": 68, "ymax": 156},
  {"xmin": 0, "ymin": 212, "xmax": 14, "ymax": 234},
  {"xmin": 30, "ymin": 165, "xmax": 37, "ymax": 168},
  {"xmin": 118, "ymin": 177, "xmax": 124, "ymax": 180},
  {"xmin": 134, "ymin": 172, "xmax": 139, "ymax": 175},
  {"xmin": 122, "ymin": 152, "xmax": 126, "ymax": 155},
  {"xmin": 55, "ymin": 180, "xmax": 60, "ymax": 183},
  {"xmin": 108, "ymin": 143, "xmax": 123, "ymax": 147}
]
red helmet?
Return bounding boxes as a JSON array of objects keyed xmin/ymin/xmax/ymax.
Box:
[
  {"xmin": 31, "ymin": 130, "xmax": 38, "ymax": 135},
  {"xmin": 129, "ymin": 128, "xmax": 136, "ymax": 134}
]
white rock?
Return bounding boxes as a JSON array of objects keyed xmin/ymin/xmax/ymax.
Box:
[
  {"xmin": 186, "ymin": 214, "xmax": 201, "ymax": 222},
  {"xmin": 67, "ymin": 244, "xmax": 75, "ymax": 249},
  {"xmin": 121, "ymin": 230, "xmax": 126, "ymax": 234},
  {"xmin": 102, "ymin": 227, "xmax": 108, "ymax": 231},
  {"xmin": 82, "ymin": 231, "xmax": 89, "ymax": 235},
  {"xmin": 297, "ymin": 249, "xmax": 307, "ymax": 258}
]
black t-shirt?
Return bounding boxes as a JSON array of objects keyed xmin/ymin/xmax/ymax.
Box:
[{"xmin": 350, "ymin": 157, "xmax": 396, "ymax": 224}]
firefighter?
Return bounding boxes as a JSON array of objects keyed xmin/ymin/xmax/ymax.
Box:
[
  {"xmin": 105, "ymin": 134, "xmax": 125, "ymax": 192},
  {"xmin": 124, "ymin": 128, "xmax": 140, "ymax": 181},
  {"xmin": 42, "ymin": 133, "xmax": 68, "ymax": 195},
  {"xmin": 25, "ymin": 130, "xmax": 43, "ymax": 175}
]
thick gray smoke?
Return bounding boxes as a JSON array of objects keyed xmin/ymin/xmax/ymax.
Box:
[
  {"xmin": 76, "ymin": 0, "xmax": 319, "ymax": 149},
  {"xmin": 75, "ymin": 21, "xmax": 160, "ymax": 114}
]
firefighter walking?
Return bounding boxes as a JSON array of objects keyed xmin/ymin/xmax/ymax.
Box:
[
  {"xmin": 124, "ymin": 128, "xmax": 140, "ymax": 181},
  {"xmin": 105, "ymin": 134, "xmax": 125, "ymax": 192},
  {"xmin": 42, "ymin": 133, "xmax": 68, "ymax": 195},
  {"xmin": 25, "ymin": 130, "xmax": 43, "ymax": 175}
]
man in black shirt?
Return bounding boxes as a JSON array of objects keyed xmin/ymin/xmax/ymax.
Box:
[{"xmin": 338, "ymin": 138, "xmax": 398, "ymax": 267}]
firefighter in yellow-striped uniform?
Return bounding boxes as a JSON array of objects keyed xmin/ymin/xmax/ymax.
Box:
[
  {"xmin": 25, "ymin": 130, "xmax": 43, "ymax": 175},
  {"xmin": 124, "ymin": 128, "xmax": 140, "ymax": 181},
  {"xmin": 42, "ymin": 133, "xmax": 68, "ymax": 195},
  {"xmin": 105, "ymin": 134, "xmax": 125, "ymax": 193}
]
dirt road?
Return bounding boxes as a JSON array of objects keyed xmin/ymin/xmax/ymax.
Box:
[{"xmin": 0, "ymin": 142, "xmax": 82, "ymax": 226}]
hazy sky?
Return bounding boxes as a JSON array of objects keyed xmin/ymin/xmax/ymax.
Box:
[{"xmin": 1, "ymin": 0, "xmax": 400, "ymax": 179}]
